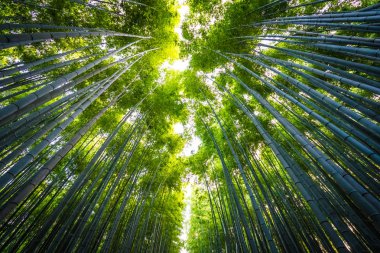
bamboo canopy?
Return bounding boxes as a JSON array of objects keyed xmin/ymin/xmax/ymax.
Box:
[{"xmin": 0, "ymin": 0, "xmax": 379, "ymax": 252}]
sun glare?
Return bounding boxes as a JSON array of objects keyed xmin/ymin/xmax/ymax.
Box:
[
  {"xmin": 161, "ymin": 58, "xmax": 190, "ymax": 71},
  {"xmin": 174, "ymin": 122, "xmax": 185, "ymax": 134}
]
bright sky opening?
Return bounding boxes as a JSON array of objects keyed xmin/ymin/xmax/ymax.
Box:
[
  {"xmin": 172, "ymin": 2, "xmax": 201, "ymax": 252},
  {"xmin": 175, "ymin": 0, "xmax": 190, "ymax": 41},
  {"xmin": 181, "ymin": 136, "xmax": 201, "ymax": 156},
  {"xmin": 179, "ymin": 174, "xmax": 197, "ymax": 253}
]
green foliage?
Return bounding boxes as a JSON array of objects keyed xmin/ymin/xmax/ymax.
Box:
[{"xmin": 0, "ymin": 0, "xmax": 379, "ymax": 252}]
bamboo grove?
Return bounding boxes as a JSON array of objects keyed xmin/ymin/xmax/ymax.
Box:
[{"xmin": 0, "ymin": 0, "xmax": 379, "ymax": 252}]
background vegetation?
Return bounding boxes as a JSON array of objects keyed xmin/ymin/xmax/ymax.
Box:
[{"xmin": 0, "ymin": 0, "xmax": 379, "ymax": 252}]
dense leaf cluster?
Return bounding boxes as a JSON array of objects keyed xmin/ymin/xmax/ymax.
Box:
[{"xmin": 0, "ymin": 0, "xmax": 379, "ymax": 252}]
